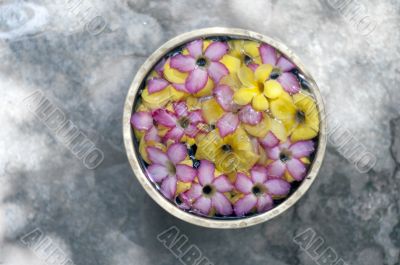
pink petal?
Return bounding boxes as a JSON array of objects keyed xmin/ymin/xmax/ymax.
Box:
[
  {"xmin": 185, "ymin": 68, "xmax": 208, "ymax": 94},
  {"xmin": 131, "ymin": 112, "xmax": 153, "ymax": 131},
  {"xmin": 250, "ymin": 165, "xmax": 268, "ymax": 183},
  {"xmin": 198, "ymin": 160, "xmax": 215, "ymax": 185},
  {"xmin": 286, "ymin": 158, "xmax": 307, "ymax": 181},
  {"xmin": 160, "ymin": 176, "xmax": 177, "ymax": 200},
  {"xmin": 167, "ymin": 143, "xmax": 187, "ymax": 164},
  {"xmin": 256, "ymin": 194, "xmax": 273, "ymax": 213},
  {"xmin": 193, "ymin": 196, "xmax": 212, "ymax": 215},
  {"xmin": 264, "ymin": 178, "xmax": 291, "ymax": 196},
  {"xmin": 212, "ymin": 175, "xmax": 233, "ymax": 193},
  {"xmin": 163, "ymin": 127, "xmax": 185, "ymax": 142},
  {"xmin": 266, "ymin": 160, "xmax": 286, "ymax": 178},
  {"xmin": 214, "ymin": 85, "xmax": 237, "ymax": 112},
  {"xmin": 184, "ymin": 183, "xmax": 203, "ymax": 201},
  {"xmin": 148, "ymin": 78, "xmax": 169, "ymax": 94},
  {"xmin": 146, "ymin": 147, "xmax": 169, "ymax": 166},
  {"xmin": 173, "ymin": 101, "xmax": 189, "ymax": 118},
  {"xmin": 147, "ymin": 164, "xmax": 168, "ymax": 182},
  {"xmin": 276, "ymin": 56, "xmax": 296, "ymax": 72},
  {"xmin": 207, "ymin": 61, "xmax": 229, "ymax": 83},
  {"xmin": 289, "ymin": 141, "xmax": 315, "ymax": 158},
  {"xmin": 259, "ymin": 43, "xmax": 277, "ymax": 65},
  {"xmin": 259, "ymin": 132, "xmax": 280, "ymax": 148},
  {"xmin": 154, "ymin": 58, "xmax": 166, "ymax": 75},
  {"xmin": 267, "ymin": 146, "xmax": 281, "ymax": 160},
  {"xmin": 176, "ymin": 164, "xmax": 197, "ymax": 182},
  {"xmin": 216, "ymin": 112, "xmax": 239, "ymax": 137},
  {"xmin": 188, "ymin": 110, "xmax": 204, "ymax": 124},
  {"xmin": 187, "ymin": 39, "xmax": 203, "ymax": 58},
  {"xmin": 238, "ymin": 105, "xmax": 262, "ymax": 125},
  {"xmin": 171, "ymin": 83, "xmax": 188, "ymax": 92},
  {"xmin": 152, "ymin": 109, "xmax": 177, "ymax": 128},
  {"xmin": 277, "ymin": 72, "xmax": 300, "ymax": 94},
  {"xmin": 204, "ymin": 41, "xmax": 229, "ymax": 61},
  {"xmin": 234, "ymin": 194, "xmax": 257, "ymax": 216},
  {"xmin": 144, "ymin": 126, "xmax": 160, "ymax": 142},
  {"xmin": 170, "ymin": 54, "xmax": 196, "ymax": 72},
  {"xmin": 183, "ymin": 124, "xmax": 199, "ymax": 138},
  {"xmin": 212, "ymin": 192, "xmax": 233, "ymax": 216},
  {"xmin": 235, "ymin": 173, "xmax": 253, "ymax": 193}
]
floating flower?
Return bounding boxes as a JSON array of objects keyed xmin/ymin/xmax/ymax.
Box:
[
  {"xmin": 221, "ymin": 40, "xmax": 261, "ymax": 73},
  {"xmin": 153, "ymin": 101, "xmax": 205, "ymax": 142},
  {"xmin": 170, "ymin": 39, "xmax": 229, "ymax": 93},
  {"xmin": 234, "ymin": 166, "xmax": 291, "ymax": 216},
  {"xmin": 214, "ymin": 84, "xmax": 262, "ymax": 137},
  {"xmin": 196, "ymin": 127, "xmax": 259, "ymax": 174},
  {"xmin": 184, "ymin": 160, "xmax": 233, "ymax": 216},
  {"xmin": 270, "ymin": 92, "xmax": 319, "ymax": 141},
  {"xmin": 258, "ymin": 43, "xmax": 300, "ymax": 94},
  {"xmin": 263, "ymin": 136, "xmax": 315, "ymax": 181},
  {"xmin": 146, "ymin": 143, "xmax": 196, "ymax": 199}
]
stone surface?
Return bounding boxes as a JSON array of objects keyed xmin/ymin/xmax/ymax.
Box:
[{"xmin": 1, "ymin": 0, "xmax": 399, "ymax": 265}]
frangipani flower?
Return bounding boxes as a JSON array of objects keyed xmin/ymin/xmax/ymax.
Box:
[
  {"xmin": 170, "ymin": 39, "xmax": 229, "ymax": 93},
  {"xmin": 214, "ymin": 84, "xmax": 262, "ymax": 137},
  {"xmin": 196, "ymin": 127, "xmax": 259, "ymax": 174},
  {"xmin": 258, "ymin": 43, "xmax": 300, "ymax": 94},
  {"xmin": 130, "ymin": 111, "xmax": 160, "ymax": 142},
  {"xmin": 221, "ymin": 40, "xmax": 261, "ymax": 73},
  {"xmin": 153, "ymin": 101, "xmax": 205, "ymax": 142},
  {"xmin": 184, "ymin": 160, "xmax": 233, "ymax": 216},
  {"xmin": 262, "ymin": 135, "xmax": 315, "ymax": 181},
  {"xmin": 146, "ymin": 143, "xmax": 196, "ymax": 199},
  {"xmin": 234, "ymin": 166, "xmax": 291, "ymax": 216},
  {"xmin": 270, "ymin": 92, "xmax": 320, "ymax": 141}
]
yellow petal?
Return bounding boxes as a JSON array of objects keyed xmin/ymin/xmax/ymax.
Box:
[
  {"xmin": 252, "ymin": 94, "xmax": 269, "ymax": 111},
  {"xmin": 293, "ymin": 93, "xmax": 320, "ymax": 132},
  {"xmin": 196, "ymin": 130, "xmax": 223, "ymax": 161},
  {"xmin": 219, "ymin": 73, "xmax": 242, "ymax": 90},
  {"xmin": 243, "ymin": 116, "xmax": 270, "ymax": 138},
  {"xmin": 229, "ymin": 40, "xmax": 243, "ymax": 58},
  {"xmin": 300, "ymin": 157, "xmax": 311, "ymax": 164},
  {"xmin": 290, "ymin": 123, "xmax": 318, "ymax": 141},
  {"xmin": 284, "ymin": 170, "xmax": 296, "ymax": 183},
  {"xmin": 203, "ymin": 40, "xmax": 212, "ymax": 51},
  {"xmin": 181, "ymin": 49, "xmax": 189, "ymax": 56},
  {"xmin": 194, "ymin": 77, "xmax": 214, "ymax": 97},
  {"xmin": 235, "ymin": 149, "xmax": 260, "ymax": 172},
  {"xmin": 163, "ymin": 59, "xmax": 188, "ymax": 84},
  {"xmin": 227, "ymin": 126, "xmax": 253, "ymax": 151},
  {"xmin": 201, "ymin": 98, "xmax": 225, "ymax": 124},
  {"xmin": 168, "ymin": 86, "xmax": 187, "ymax": 101},
  {"xmin": 186, "ymin": 96, "xmax": 201, "ymax": 110},
  {"xmin": 176, "ymin": 181, "xmax": 192, "ymax": 195},
  {"xmin": 220, "ymin": 54, "xmax": 241, "ymax": 74},
  {"xmin": 255, "ymin": 64, "xmax": 273, "ymax": 84},
  {"xmin": 141, "ymin": 86, "xmax": 172, "ymax": 109},
  {"xmin": 269, "ymin": 118, "xmax": 288, "ymax": 141},
  {"xmin": 264, "ymin": 80, "xmax": 283, "ymax": 99},
  {"xmin": 238, "ymin": 66, "xmax": 257, "ymax": 87},
  {"xmin": 270, "ymin": 95, "xmax": 297, "ymax": 125},
  {"xmin": 243, "ymin": 41, "xmax": 260, "ymax": 58},
  {"xmin": 233, "ymin": 88, "xmax": 257, "ymax": 105}
]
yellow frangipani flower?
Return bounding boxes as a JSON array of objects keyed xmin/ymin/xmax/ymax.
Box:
[
  {"xmin": 233, "ymin": 65, "xmax": 285, "ymax": 111},
  {"xmin": 270, "ymin": 92, "xmax": 320, "ymax": 141},
  {"xmin": 195, "ymin": 127, "xmax": 259, "ymax": 174}
]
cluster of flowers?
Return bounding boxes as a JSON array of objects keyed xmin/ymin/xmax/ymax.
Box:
[{"xmin": 131, "ymin": 38, "xmax": 320, "ymax": 218}]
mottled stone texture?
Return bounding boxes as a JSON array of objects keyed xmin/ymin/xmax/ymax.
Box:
[{"xmin": 0, "ymin": 0, "xmax": 399, "ymax": 265}]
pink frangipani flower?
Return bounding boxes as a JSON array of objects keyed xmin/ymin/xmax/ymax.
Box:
[
  {"xmin": 260, "ymin": 132, "xmax": 315, "ymax": 181},
  {"xmin": 146, "ymin": 143, "xmax": 196, "ymax": 200},
  {"xmin": 214, "ymin": 84, "xmax": 262, "ymax": 137},
  {"xmin": 234, "ymin": 166, "xmax": 291, "ymax": 216},
  {"xmin": 184, "ymin": 160, "xmax": 233, "ymax": 216},
  {"xmin": 170, "ymin": 40, "xmax": 229, "ymax": 93},
  {"xmin": 130, "ymin": 111, "xmax": 160, "ymax": 142},
  {"xmin": 259, "ymin": 43, "xmax": 300, "ymax": 94},
  {"xmin": 152, "ymin": 101, "xmax": 204, "ymax": 142}
]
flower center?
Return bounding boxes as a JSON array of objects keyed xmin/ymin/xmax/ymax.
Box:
[
  {"xmin": 296, "ymin": 110, "xmax": 306, "ymax": 123},
  {"xmin": 270, "ymin": 68, "xmax": 281, "ymax": 80},
  {"xmin": 244, "ymin": 54, "xmax": 252, "ymax": 65},
  {"xmin": 202, "ymin": 184, "xmax": 215, "ymax": 197},
  {"xmin": 221, "ymin": 144, "xmax": 232, "ymax": 153},
  {"xmin": 196, "ymin": 57, "xmax": 208, "ymax": 67},
  {"xmin": 178, "ymin": 117, "xmax": 190, "ymax": 128},
  {"xmin": 279, "ymin": 149, "xmax": 292, "ymax": 163},
  {"xmin": 167, "ymin": 162, "xmax": 176, "ymax": 175},
  {"xmin": 252, "ymin": 184, "xmax": 265, "ymax": 197}
]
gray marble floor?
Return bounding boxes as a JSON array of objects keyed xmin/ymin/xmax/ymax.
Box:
[{"xmin": 1, "ymin": 0, "xmax": 399, "ymax": 265}]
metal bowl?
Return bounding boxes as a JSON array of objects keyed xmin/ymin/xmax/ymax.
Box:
[{"xmin": 123, "ymin": 27, "xmax": 327, "ymax": 229}]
